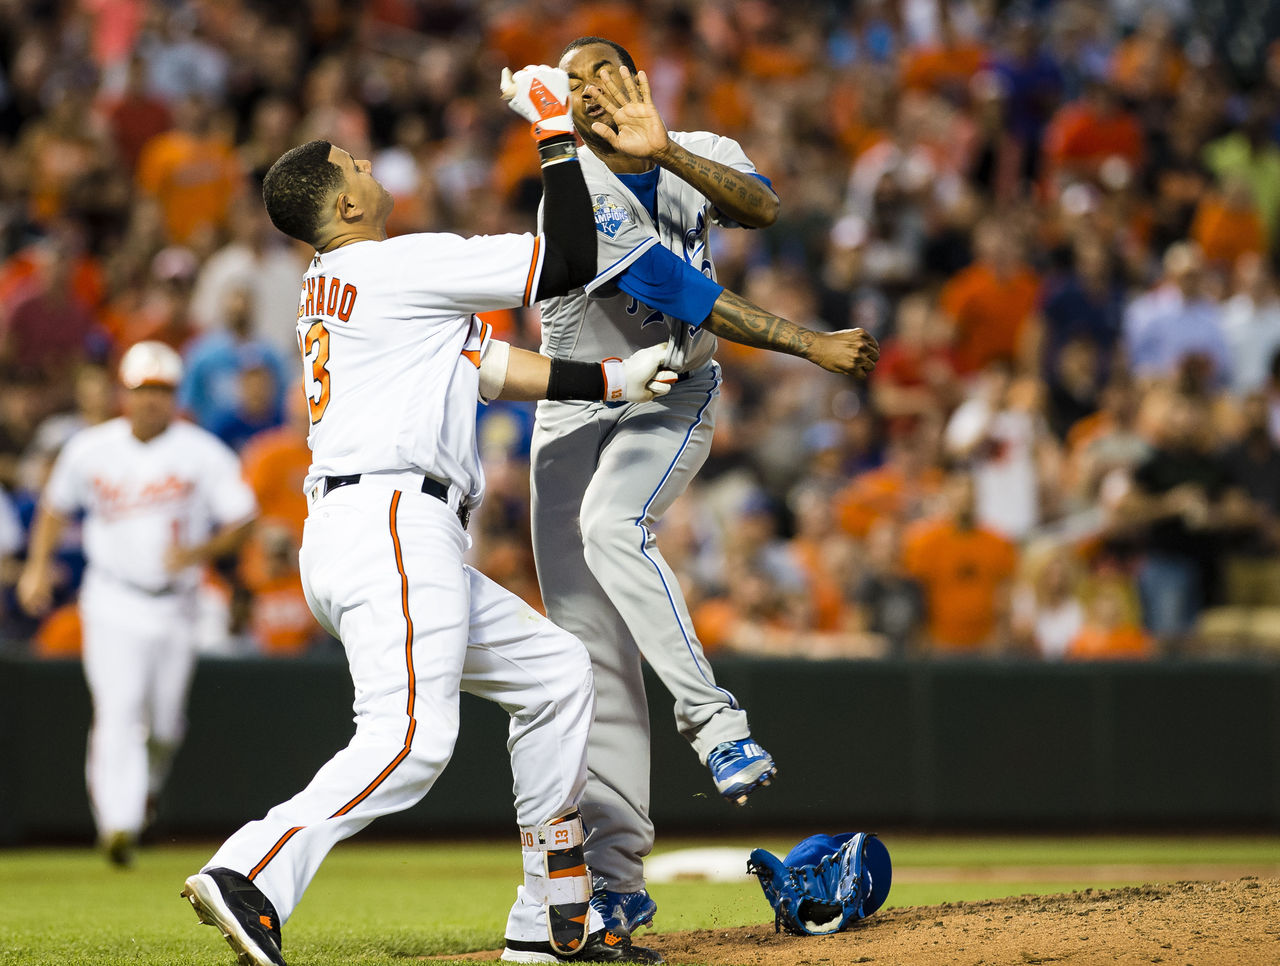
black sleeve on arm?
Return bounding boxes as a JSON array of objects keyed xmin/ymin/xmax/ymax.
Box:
[
  {"xmin": 535, "ymin": 135, "xmax": 597, "ymax": 300},
  {"xmin": 546, "ymin": 357, "xmax": 605, "ymax": 401}
]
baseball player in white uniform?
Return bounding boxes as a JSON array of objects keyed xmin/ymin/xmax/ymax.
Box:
[
  {"xmin": 18, "ymin": 341, "xmax": 258, "ymax": 868},
  {"xmin": 530, "ymin": 38, "xmax": 880, "ymax": 936},
  {"xmin": 178, "ymin": 67, "xmax": 671, "ymax": 966}
]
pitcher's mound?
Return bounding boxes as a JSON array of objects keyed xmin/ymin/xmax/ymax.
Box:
[
  {"xmin": 431, "ymin": 877, "xmax": 1278, "ymax": 965},
  {"xmin": 651, "ymin": 876, "xmax": 1279, "ymax": 966}
]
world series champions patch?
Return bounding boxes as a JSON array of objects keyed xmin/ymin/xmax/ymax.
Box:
[{"xmin": 593, "ymin": 194, "xmax": 631, "ymax": 238}]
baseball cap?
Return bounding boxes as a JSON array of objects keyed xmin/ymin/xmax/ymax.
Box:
[{"xmin": 119, "ymin": 341, "xmax": 184, "ymax": 389}]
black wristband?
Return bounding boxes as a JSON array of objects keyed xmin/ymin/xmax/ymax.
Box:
[
  {"xmin": 537, "ymin": 135, "xmax": 578, "ymax": 166},
  {"xmin": 547, "ymin": 357, "xmax": 605, "ymax": 401}
]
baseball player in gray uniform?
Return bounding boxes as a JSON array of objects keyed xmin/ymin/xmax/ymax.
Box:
[
  {"xmin": 178, "ymin": 67, "xmax": 672, "ymax": 966},
  {"xmin": 531, "ymin": 38, "xmax": 879, "ymax": 936}
]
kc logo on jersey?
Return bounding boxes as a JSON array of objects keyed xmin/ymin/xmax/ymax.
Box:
[{"xmin": 593, "ymin": 194, "xmax": 631, "ymax": 238}]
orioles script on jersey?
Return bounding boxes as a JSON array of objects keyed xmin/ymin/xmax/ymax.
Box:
[
  {"xmin": 90, "ymin": 473, "xmax": 196, "ymax": 520},
  {"xmin": 298, "ymin": 274, "xmax": 359, "ymax": 322}
]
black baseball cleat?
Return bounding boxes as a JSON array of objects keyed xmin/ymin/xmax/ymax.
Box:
[
  {"xmin": 502, "ymin": 928, "xmax": 663, "ymax": 963},
  {"xmin": 102, "ymin": 831, "xmax": 135, "ymax": 868},
  {"xmin": 181, "ymin": 866, "xmax": 288, "ymax": 966}
]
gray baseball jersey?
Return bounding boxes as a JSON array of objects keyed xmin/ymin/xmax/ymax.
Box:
[
  {"xmin": 531, "ymin": 130, "xmax": 764, "ymax": 891},
  {"xmin": 538, "ymin": 130, "xmax": 761, "ymax": 371}
]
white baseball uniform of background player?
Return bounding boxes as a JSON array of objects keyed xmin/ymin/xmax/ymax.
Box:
[
  {"xmin": 180, "ymin": 66, "xmax": 675, "ymax": 966},
  {"xmin": 531, "ymin": 39, "xmax": 880, "ymax": 926},
  {"xmin": 18, "ymin": 341, "xmax": 258, "ymax": 866}
]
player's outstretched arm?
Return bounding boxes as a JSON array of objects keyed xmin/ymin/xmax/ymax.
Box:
[
  {"xmin": 500, "ymin": 65, "xmax": 596, "ymax": 296},
  {"xmin": 703, "ymin": 289, "xmax": 879, "ymax": 376},
  {"xmin": 591, "ymin": 66, "xmax": 779, "ymax": 228},
  {"xmin": 479, "ymin": 341, "xmax": 676, "ymax": 403}
]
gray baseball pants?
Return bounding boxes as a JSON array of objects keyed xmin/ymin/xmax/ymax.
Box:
[{"xmin": 530, "ymin": 363, "xmax": 751, "ymax": 892}]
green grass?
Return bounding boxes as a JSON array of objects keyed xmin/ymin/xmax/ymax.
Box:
[{"xmin": 1, "ymin": 834, "xmax": 1277, "ymax": 965}]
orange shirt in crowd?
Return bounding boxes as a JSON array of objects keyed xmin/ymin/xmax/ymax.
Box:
[
  {"xmin": 136, "ymin": 129, "xmax": 242, "ymax": 244},
  {"xmin": 787, "ymin": 537, "xmax": 848, "ymax": 631},
  {"xmin": 1190, "ymin": 196, "xmax": 1266, "ymax": 269},
  {"xmin": 0, "ymin": 247, "xmax": 105, "ymax": 314},
  {"xmin": 835, "ymin": 464, "xmax": 945, "ymax": 538},
  {"xmin": 1067, "ymin": 624, "xmax": 1154, "ymax": 660},
  {"xmin": 902, "ymin": 517, "xmax": 1018, "ymax": 651},
  {"xmin": 900, "ymin": 41, "xmax": 987, "ymax": 96},
  {"xmin": 249, "ymin": 572, "xmax": 320, "ymax": 656},
  {"xmin": 1042, "ymin": 102, "xmax": 1144, "ymax": 181},
  {"xmin": 939, "ymin": 262, "xmax": 1041, "ymax": 374},
  {"xmin": 692, "ymin": 596, "xmax": 738, "ymax": 655},
  {"xmin": 1109, "ymin": 37, "xmax": 1185, "ymax": 101},
  {"xmin": 240, "ymin": 427, "xmax": 311, "ymax": 538},
  {"xmin": 33, "ymin": 603, "xmax": 82, "ymax": 657}
]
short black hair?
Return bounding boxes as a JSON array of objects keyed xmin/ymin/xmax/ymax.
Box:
[
  {"xmin": 560, "ymin": 36, "xmax": 637, "ymax": 74},
  {"xmin": 261, "ymin": 140, "xmax": 344, "ymax": 246}
]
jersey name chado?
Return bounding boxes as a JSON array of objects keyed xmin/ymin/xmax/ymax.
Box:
[{"xmin": 298, "ymin": 274, "xmax": 359, "ymax": 322}]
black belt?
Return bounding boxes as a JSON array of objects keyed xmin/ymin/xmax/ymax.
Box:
[{"xmin": 324, "ymin": 474, "xmax": 470, "ymax": 529}]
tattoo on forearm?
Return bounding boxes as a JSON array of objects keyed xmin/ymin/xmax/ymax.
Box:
[
  {"xmin": 665, "ymin": 145, "xmax": 773, "ymax": 221},
  {"xmin": 706, "ymin": 291, "xmax": 814, "ymax": 357}
]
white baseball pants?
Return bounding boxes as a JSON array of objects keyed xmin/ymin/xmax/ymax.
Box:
[
  {"xmin": 79, "ymin": 571, "xmax": 198, "ymax": 841},
  {"xmin": 204, "ymin": 478, "xmax": 595, "ymax": 942}
]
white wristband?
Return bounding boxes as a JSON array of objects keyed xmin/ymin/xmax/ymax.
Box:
[
  {"xmin": 478, "ymin": 338, "xmax": 511, "ymax": 402},
  {"xmin": 601, "ymin": 357, "xmax": 626, "ymax": 403}
]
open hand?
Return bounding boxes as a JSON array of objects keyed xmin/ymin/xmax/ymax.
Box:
[
  {"xmin": 16, "ymin": 565, "xmax": 54, "ymax": 616},
  {"xmin": 589, "ymin": 66, "xmax": 672, "ymax": 161}
]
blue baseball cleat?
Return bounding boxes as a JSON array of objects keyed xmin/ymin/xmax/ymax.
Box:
[
  {"xmin": 590, "ymin": 887, "xmax": 658, "ymax": 935},
  {"xmin": 706, "ymin": 738, "xmax": 777, "ymax": 805}
]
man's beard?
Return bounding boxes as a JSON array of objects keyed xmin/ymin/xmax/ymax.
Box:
[{"xmin": 578, "ymin": 119, "xmax": 615, "ymax": 153}]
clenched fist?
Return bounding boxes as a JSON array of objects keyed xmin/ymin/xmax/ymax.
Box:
[{"xmin": 807, "ymin": 328, "xmax": 880, "ymax": 377}]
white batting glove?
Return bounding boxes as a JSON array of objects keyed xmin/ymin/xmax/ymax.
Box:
[
  {"xmin": 602, "ymin": 342, "xmax": 678, "ymax": 403},
  {"xmin": 500, "ymin": 65, "xmax": 574, "ymax": 141}
]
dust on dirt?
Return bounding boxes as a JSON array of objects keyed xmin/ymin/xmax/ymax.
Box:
[{"xmin": 649, "ymin": 876, "xmax": 1280, "ymax": 966}]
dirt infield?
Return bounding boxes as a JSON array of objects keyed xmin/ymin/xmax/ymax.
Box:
[
  {"xmin": 440, "ymin": 876, "xmax": 1279, "ymax": 964},
  {"xmin": 647, "ymin": 876, "xmax": 1280, "ymax": 966}
]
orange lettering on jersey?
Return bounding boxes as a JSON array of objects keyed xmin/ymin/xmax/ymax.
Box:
[
  {"xmin": 304, "ymin": 278, "xmax": 316, "ymax": 316},
  {"xmin": 315, "ymin": 275, "xmax": 327, "ymax": 312},
  {"xmin": 303, "ymin": 320, "xmax": 332, "ymax": 423},
  {"xmin": 337, "ymin": 283, "xmax": 357, "ymax": 322},
  {"xmin": 326, "ymin": 275, "xmax": 341, "ymax": 315},
  {"xmin": 90, "ymin": 474, "xmax": 196, "ymax": 520}
]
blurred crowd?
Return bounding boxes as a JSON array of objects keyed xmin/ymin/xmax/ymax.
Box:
[{"xmin": 5, "ymin": 0, "xmax": 1280, "ymax": 661}]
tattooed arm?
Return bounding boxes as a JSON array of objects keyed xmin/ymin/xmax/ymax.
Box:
[
  {"xmin": 703, "ymin": 289, "xmax": 879, "ymax": 376},
  {"xmin": 652, "ymin": 140, "xmax": 779, "ymax": 227}
]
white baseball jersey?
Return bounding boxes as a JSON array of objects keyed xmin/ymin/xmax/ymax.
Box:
[
  {"xmin": 538, "ymin": 131, "xmax": 761, "ymax": 370},
  {"xmin": 205, "ymin": 227, "xmax": 602, "ymax": 947},
  {"xmin": 295, "ymin": 232, "xmax": 545, "ymax": 504},
  {"xmin": 43, "ymin": 417, "xmax": 257, "ymax": 593}
]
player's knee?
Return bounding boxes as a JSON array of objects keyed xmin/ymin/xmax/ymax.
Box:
[
  {"xmin": 580, "ymin": 515, "xmax": 638, "ymax": 578},
  {"xmin": 541, "ymin": 632, "xmax": 595, "ymax": 707}
]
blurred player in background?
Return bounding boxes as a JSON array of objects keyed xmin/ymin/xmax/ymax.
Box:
[
  {"xmin": 17, "ymin": 341, "xmax": 257, "ymax": 866},
  {"xmin": 530, "ymin": 36, "xmax": 879, "ymax": 937}
]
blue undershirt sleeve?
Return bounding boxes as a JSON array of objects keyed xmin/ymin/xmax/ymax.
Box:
[{"xmin": 615, "ymin": 245, "xmax": 724, "ymax": 327}]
